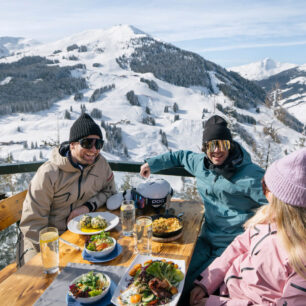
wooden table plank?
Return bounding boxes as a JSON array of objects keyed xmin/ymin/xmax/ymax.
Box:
[{"xmin": 0, "ymin": 200, "xmax": 203, "ymax": 305}]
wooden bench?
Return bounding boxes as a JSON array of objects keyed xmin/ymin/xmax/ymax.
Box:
[{"xmin": 0, "ymin": 190, "xmax": 27, "ymax": 283}]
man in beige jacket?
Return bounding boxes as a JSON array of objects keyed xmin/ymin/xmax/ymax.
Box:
[{"xmin": 17, "ymin": 113, "xmax": 117, "ymax": 266}]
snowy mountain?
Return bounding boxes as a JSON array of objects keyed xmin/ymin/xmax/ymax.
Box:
[
  {"xmin": 229, "ymin": 58, "xmax": 306, "ymax": 125},
  {"xmin": 0, "ymin": 25, "xmax": 305, "ymax": 172},
  {"xmin": 229, "ymin": 58, "xmax": 297, "ymax": 81},
  {"xmin": 0, "ymin": 37, "xmax": 41, "ymax": 58},
  {"xmin": 256, "ymin": 64, "xmax": 306, "ymax": 125}
]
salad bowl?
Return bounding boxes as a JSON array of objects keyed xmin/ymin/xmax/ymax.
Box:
[
  {"xmin": 68, "ymin": 271, "xmax": 111, "ymax": 304},
  {"xmin": 85, "ymin": 232, "xmax": 116, "ymax": 258}
]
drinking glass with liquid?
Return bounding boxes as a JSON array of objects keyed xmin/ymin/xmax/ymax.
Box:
[
  {"xmin": 39, "ymin": 227, "xmax": 59, "ymax": 274},
  {"xmin": 135, "ymin": 216, "xmax": 152, "ymax": 255},
  {"xmin": 120, "ymin": 200, "xmax": 135, "ymax": 236}
]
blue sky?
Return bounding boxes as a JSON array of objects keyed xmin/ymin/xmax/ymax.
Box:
[{"xmin": 1, "ymin": 0, "xmax": 306, "ymax": 67}]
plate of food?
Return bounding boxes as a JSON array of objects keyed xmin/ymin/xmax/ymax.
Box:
[
  {"xmin": 68, "ymin": 271, "xmax": 111, "ymax": 304},
  {"xmin": 67, "ymin": 212, "xmax": 119, "ymax": 235},
  {"xmin": 111, "ymin": 255, "xmax": 185, "ymax": 306},
  {"xmin": 151, "ymin": 214, "xmax": 183, "ymax": 238},
  {"xmin": 84, "ymin": 231, "xmax": 116, "ymax": 258}
]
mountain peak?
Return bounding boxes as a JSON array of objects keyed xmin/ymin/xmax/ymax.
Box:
[
  {"xmin": 230, "ymin": 58, "xmax": 297, "ymax": 80},
  {"xmin": 261, "ymin": 57, "xmax": 277, "ymax": 70},
  {"xmin": 110, "ymin": 24, "xmax": 148, "ymax": 35},
  {"xmin": 0, "ymin": 36, "xmax": 41, "ymax": 58}
]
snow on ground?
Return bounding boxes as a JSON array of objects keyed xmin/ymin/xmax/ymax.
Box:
[{"xmin": 287, "ymin": 76, "xmax": 306, "ymax": 85}]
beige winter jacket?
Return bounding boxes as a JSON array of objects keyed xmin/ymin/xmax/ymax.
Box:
[{"xmin": 19, "ymin": 145, "xmax": 116, "ymax": 246}]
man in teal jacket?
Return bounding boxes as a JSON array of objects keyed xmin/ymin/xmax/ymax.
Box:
[{"xmin": 140, "ymin": 115, "xmax": 267, "ymax": 302}]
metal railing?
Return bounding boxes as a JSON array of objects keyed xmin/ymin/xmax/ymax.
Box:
[{"xmin": 0, "ymin": 160, "xmax": 193, "ymax": 177}]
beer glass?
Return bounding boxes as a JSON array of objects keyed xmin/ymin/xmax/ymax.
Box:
[
  {"xmin": 120, "ymin": 200, "xmax": 135, "ymax": 236},
  {"xmin": 39, "ymin": 227, "xmax": 59, "ymax": 274},
  {"xmin": 135, "ymin": 216, "xmax": 152, "ymax": 255}
]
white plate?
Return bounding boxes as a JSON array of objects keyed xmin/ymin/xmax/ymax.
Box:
[
  {"xmin": 67, "ymin": 212, "xmax": 119, "ymax": 235},
  {"xmin": 111, "ymin": 254, "xmax": 186, "ymax": 306}
]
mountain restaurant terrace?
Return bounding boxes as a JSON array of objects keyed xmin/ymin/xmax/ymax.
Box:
[{"xmin": 0, "ymin": 161, "xmax": 204, "ymax": 305}]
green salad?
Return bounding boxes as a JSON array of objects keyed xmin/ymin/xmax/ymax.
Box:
[
  {"xmin": 69, "ymin": 271, "xmax": 109, "ymax": 298},
  {"xmin": 86, "ymin": 231, "xmax": 114, "ymax": 252},
  {"xmin": 118, "ymin": 259, "xmax": 185, "ymax": 305}
]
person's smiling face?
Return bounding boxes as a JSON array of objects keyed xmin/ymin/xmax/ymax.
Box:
[
  {"xmin": 70, "ymin": 135, "xmax": 101, "ymax": 165},
  {"xmin": 207, "ymin": 144, "xmax": 229, "ymax": 165}
]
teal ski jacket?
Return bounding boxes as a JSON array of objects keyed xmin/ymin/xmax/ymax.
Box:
[{"xmin": 146, "ymin": 145, "xmax": 267, "ymax": 248}]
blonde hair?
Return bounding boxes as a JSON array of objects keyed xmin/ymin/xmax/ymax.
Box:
[{"xmin": 244, "ymin": 196, "xmax": 306, "ymax": 278}]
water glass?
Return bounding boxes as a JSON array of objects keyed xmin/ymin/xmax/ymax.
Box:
[
  {"xmin": 120, "ymin": 200, "xmax": 135, "ymax": 236},
  {"xmin": 135, "ymin": 216, "xmax": 152, "ymax": 255},
  {"xmin": 39, "ymin": 227, "xmax": 59, "ymax": 274}
]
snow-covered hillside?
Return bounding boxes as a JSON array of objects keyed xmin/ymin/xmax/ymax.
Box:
[
  {"xmin": 0, "ymin": 25, "xmax": 305, "ymax": 170},
  {"xmin": 0, "ymin": 37, "xmax": 41, "ymax": 58},
  {"xmin": 229, "ymin": 58, "xmax": 297, "ymax": 81}
]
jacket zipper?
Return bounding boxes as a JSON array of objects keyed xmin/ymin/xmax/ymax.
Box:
[
  {"xmin": 77, "ymin": 169, "xmax": 83, "ymax": 200},
  {"xmin": 212, "ymin": 174, "xmax": 218, "ymax": 195},
  {"xmin": 69, "ymin": 169, "xmax": 83, "ymax": 214}
]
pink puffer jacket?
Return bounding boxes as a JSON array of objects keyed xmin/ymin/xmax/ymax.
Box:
[{"xmin": 194, "ymin": 223, "xmax": 306, "ymax": 306}]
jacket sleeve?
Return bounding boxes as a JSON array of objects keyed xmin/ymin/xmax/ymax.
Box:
[
  {"xmin": 86, "ymin": 161, "xmax": 117, "ymax": 210},
  {"xmin": 194, "ymin": 228, "xmax": 251, "ymax": 295},
  {"xmin": 20, "ymin": 166, "xmax": 55, "ymax": 244},
  {"xmin": 276, "ymin": 273, "xmax": 306, "ymax": 306},
  {"xmin": 146, "ymin": 150, "xmax": 202, "ymax": 176}
]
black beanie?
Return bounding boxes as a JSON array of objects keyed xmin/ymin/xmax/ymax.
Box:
[
  {"xmin": 69, "ymin": 113, "xmax": 102, "ymax": 143},
  {"xmin": 202, "ymin": 115, "xmax": 232, "ymax": 143}
]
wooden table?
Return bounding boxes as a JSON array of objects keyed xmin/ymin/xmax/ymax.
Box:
[{"xmin": 0, "ymin": 200, "xmax": 204, "ymax": 305}]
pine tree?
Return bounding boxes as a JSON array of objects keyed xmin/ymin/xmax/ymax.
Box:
[
  {"xmin": 124, "ymin": 145, "xmax": 129, "ymax": 157},
  {"xmin": 173, "ymin": 102, "xmax": 179, "ymax": 113},
  {"xmin": 64, "ymin": 110, "xmax": 71, "ymax": 119},
  {"xmin": 161, "ymin": 131, "xmax": 168, "ymax": 147}
]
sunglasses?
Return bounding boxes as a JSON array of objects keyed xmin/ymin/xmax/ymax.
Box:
[
  {"xmin": 79, "ymin": 138, "xmax": 104, "ymax": 150},
  {"xmin": 261, "ymin": 178, "xmax": 269, "ymax": 196},
  {"xmin": 204, "ymin": 140, "xmax": 231, "ymax": 153}
]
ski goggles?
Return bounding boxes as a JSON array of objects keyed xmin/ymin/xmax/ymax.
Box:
[
  {"xmin": 79, "ymin": 138, "xmax": 104, "ymax": 150},
  {"xmin": 204, "ymin": 140, "xmax": 231, "ymax": 153},
  {"xmin": 130, "ymin": 188, "xmax": 172, "ymax": 209}
]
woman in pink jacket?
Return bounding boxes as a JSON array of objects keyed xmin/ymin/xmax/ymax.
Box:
[{"xmin": 190, "ymin": 148, "xmax": 306, "ymax": 306}]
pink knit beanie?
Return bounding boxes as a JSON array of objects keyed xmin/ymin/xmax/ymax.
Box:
[{"xmin": 264, "ymin": 148, "xmax": 306, "ymax": 207}]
